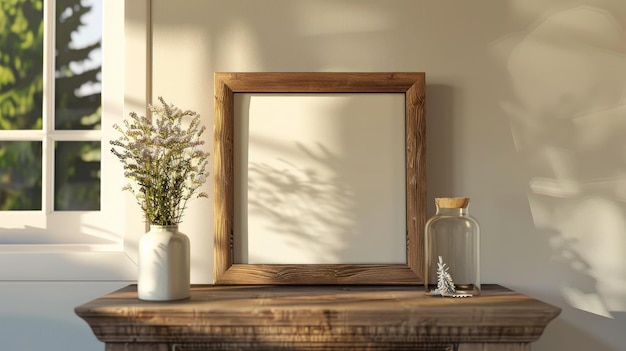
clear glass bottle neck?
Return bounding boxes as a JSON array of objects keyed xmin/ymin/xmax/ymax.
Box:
[{"xmin": 435, "ymin": 206, "xmax": 469, "ymax": 216}]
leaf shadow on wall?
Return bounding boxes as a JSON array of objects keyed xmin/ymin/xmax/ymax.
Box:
[
  {"xmin": 492, "ymin": 1, "xmax": 626, "ymax": 319},
  {"xmin": 244, "ymin": 152, "xmax": 357, "ymax": 264}
]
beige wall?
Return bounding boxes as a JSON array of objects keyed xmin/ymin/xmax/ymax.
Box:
[{"xmin": 151, "ymin": 1, "xmax": 626, "ymax": 350}]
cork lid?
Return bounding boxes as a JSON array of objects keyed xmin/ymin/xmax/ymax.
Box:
[{"xmin": 435, "ymin": 197, "xmax": 470, "ymax": 208}]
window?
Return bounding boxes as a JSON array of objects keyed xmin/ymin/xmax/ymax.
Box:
[
  {"xmin": 1, "ymin": 0, "xmax": 101, "ymax": 213},
  {"xmin": 0, "ymin": 0, "xmax": 148, "ymax": 280}
]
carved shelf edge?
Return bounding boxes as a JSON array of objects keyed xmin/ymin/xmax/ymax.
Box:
[{"xmin": 75, "ymin": 284, "xmax": 560, "ymax": 351}]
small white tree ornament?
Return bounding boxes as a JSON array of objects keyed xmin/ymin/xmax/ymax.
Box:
[{"xmin": 430, "ymin": 256, "xmax": 472, "ymax": 297}]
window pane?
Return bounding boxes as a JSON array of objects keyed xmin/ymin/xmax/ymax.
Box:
[
  {"xmin": 0, "ymin": 141, "xmax": 42, "ymax": 210},
  {"xmin": 55, "ymin": 0, "xmax": 101, "ymax": 130},
  {"xmin": 0, "ymin": 0, "xmax": 44, "ymax": 130},
  {"xmin": 54, "ymin": 141, "xmax": 100, "ymax": 210}
]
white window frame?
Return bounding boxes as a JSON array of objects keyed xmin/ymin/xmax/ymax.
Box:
[{"xmin": 0, "ymin": 0, "xmax": 150, "ymax": 280}]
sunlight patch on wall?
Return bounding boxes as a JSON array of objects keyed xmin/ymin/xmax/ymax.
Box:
[{"xmin": 492, "ymin": 4, "xmax": 626, "ymax": 316}]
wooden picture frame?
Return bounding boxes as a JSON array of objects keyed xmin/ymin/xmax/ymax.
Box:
[{"xmin": 214, "ymin": 72, "xmax": 426, "ymax": 284}]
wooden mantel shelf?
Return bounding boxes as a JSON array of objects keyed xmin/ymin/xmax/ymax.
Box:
[{"xmin": 75, "ymin": 284, "xmax": 560, "ymax": 351}]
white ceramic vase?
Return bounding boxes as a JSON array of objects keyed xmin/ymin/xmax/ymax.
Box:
[{"xmin": 138, "ymin": 225, "xmax": 190, "ymax": 301}]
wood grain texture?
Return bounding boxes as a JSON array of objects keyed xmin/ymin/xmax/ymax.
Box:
[
  {"xmin": 213, "ymin": 72, "xmax": 426, "ymax": 285},
  {"xmin": 76, "ymin": 284, "xmax": 560, "ymax": 351},
  {"xmin": 458, "ymin": 343, "xmax": 531, "ymax": 351},
  {"xmin": 107, "ymin": 344, "xmax": 169, "ymax": 351},
  {"xmin": 214, "ymin": 73, "xmax": 235, "ymax": 282},
  {"xmin": 172, "ymin": 344, "xmax": 455, "ymax": 351},
  {"xmin": 216, "ymin": 263, "xmax": 423, "ymax": 285}
]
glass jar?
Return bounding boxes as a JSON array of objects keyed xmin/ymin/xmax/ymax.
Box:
[{"xmin": 424, "ymin": 197, "xmax": 480, "ymax": 296}]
